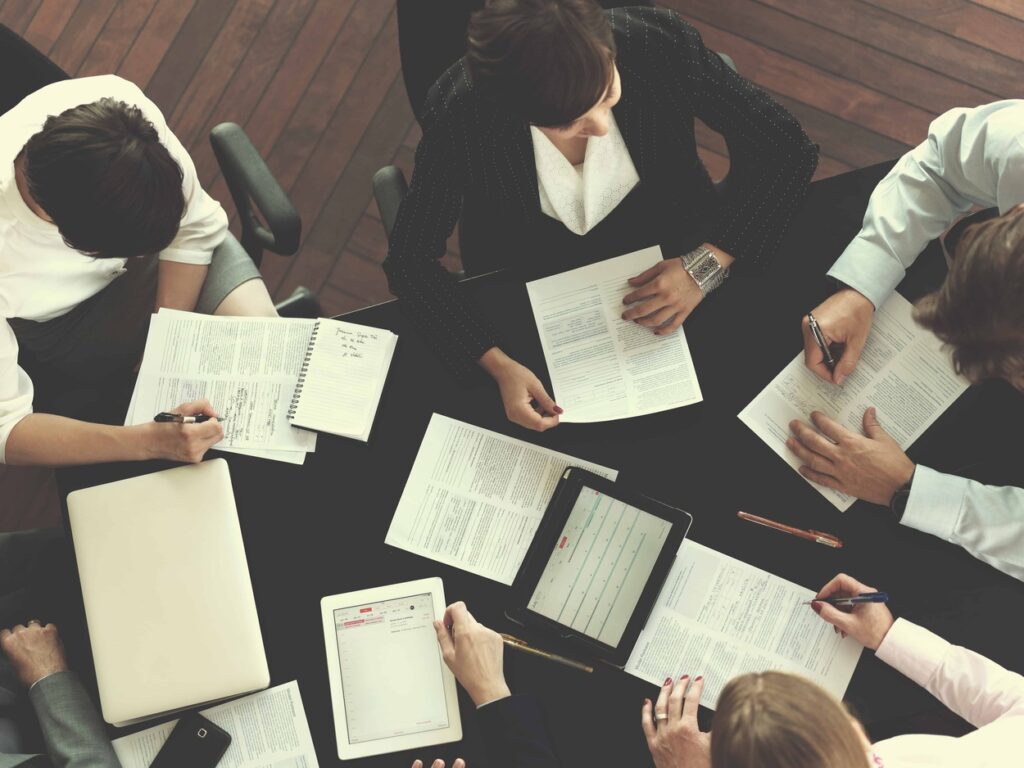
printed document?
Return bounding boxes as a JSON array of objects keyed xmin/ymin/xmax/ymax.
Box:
[
  {"xmin": 526, "ymin": 247, "xmax": 703, "ymax": 422},
  {"xmin": 128, "ymin": 310, "xmax": 317, "ymax": 456},
  {"xmin": 385, "ymin": 414, "xmax": 618, "ymax": 584},
  {"xmin": 111, "ymin": 681, "xmax": 318, "ymax": 768},
  {"xmin": 739, "ymin": 293, "xmax": 968, "ymax": 510},
  {"xmin": 625, "ymin": 541, "xmax": 862, "ymax": 709}
]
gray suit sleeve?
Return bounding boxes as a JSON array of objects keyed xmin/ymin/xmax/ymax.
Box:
[{"xmin": 26, "ymin": 672, "xmax": 120, "ymax": 768}]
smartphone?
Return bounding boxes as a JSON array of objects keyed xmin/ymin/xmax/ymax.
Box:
[{"xmin": 150, "ymin": 711, "xmax": 231, "ymax": 768}]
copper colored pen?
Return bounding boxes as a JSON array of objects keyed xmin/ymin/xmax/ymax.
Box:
[{"xmin": 736, "ymin": 511, "xmax": 842, "ymax": 548}]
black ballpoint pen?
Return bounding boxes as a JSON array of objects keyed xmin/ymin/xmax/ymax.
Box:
[
  {"xmin": 806, "ymin": 312, "xmax": 837, "ymax": 373},
  {"xmin": 153, "ymin": 411, "xmax": 226, "ymax": 424}
]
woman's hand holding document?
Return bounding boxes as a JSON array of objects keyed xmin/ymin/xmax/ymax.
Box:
[
  {"xmin": 739, "ymin": 293, "xmax": 968, "ymax": 510},
  {"xmin": 526, "ymin": 247, "xmax": 703, "ymax": 423}
]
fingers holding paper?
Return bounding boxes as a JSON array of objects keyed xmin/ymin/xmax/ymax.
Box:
[
  {"xmin": 811, "ymin": 573, "xmax": 894, "ymax": 650},
  {"xmin": 786, "ymin": 409, "xmax": 915, "ymax": 506},
  {"xmin": 479, "ymin": 348, "xmax": 562, "ymax": 432}
]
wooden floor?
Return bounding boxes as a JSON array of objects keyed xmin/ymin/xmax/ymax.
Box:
[{"xmin": 2, "ymin": 0, "xmax": 1023, "ymax": 530}]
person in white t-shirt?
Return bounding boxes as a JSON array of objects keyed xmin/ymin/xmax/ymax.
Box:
[
  {"xmin": 0, "ymin": 75, "xmax": 280, "ymax": 467},
  {"xmin": 641, "ymin": 573, "xmax": 1023, "ymax": 768}
]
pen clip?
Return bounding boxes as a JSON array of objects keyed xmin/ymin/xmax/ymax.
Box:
[{"xmin": 808, "ymin": 529, "xmax": 840, "ymax": 542}]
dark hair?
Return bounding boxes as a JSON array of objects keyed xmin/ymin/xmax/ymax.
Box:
[
  {"xmin": 23, "ymin": 97, "xmax": 185, "ymax": 259},
  {"xmin": 466, "ymin": 0, "xmax": 616, "ymax": 127},
  {"xmin": 914, "ymin": 206, "xmax": 1024, "ymax": 385}
]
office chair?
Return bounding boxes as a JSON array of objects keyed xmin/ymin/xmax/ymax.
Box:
[
  {"xmin": 373, "ymin": 51, "xmax": 741, "ymax": 270},
  {"xmin": 0, "ymin": 24, "xmax": 318, "ymax": 318}
]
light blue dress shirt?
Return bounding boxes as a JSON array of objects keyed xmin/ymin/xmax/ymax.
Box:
[{"xmin": 827, "ymin": 101, "xmax": 1024, "ymax": 582}]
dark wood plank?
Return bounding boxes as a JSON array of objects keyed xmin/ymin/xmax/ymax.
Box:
[
  {"xmin": 117, "ymin": 0, "xmax": 195, "ymax": 89},
  {"xmin": 169, "ymin": 0, "xmax": 274, "ymax": 149},
  {"xmin": 21, "ymin": 0, "xmax": 77, "ymax": 54},
  {"xmin": 144, "ymin": 0, "xmax": 235, "ymax": 117},
  {"xmin": 0, "ymin": 0, "xmax": 44, "ymax": 34},
  {"xmin": 316, "ymin": 280, "xmax": 369, "ymax": 318},
  {"xmin": 972, "ymin": 0, "xmax": 1024, "ymax": 23},
  {"xmin": 278, "ymin": 63, "xmax": 412, "ymax": 299},
  {"xmin": 47, "ymin": 0, "xmax": 117, "ymax": 74},
  {"xmin": 866, "ymin": 0, "xmax": 1024, "ymax": 61},
  {"xmin": 326, "ymin": 248, "xmax": 393, "ymax": 305},
  {"xmin": 258, "ymin": 2, "xmax": 396, "ymax": 295},
  {"xmin": 755, "ymin": 0, "xmax": 1024, "ymax": 96},
  {"xmin": 202, "ymin": 0, "xmax": 354, "ymax": 185},
  {"xmin": 78, "ymin": 0, "xmax": 158, "ymax": 77},
  {"xmin": 671, "ymin": 0, "xmax": 998, "ymax": 114},
  {"xmin": 693, "ymin": 20, "xmax": 933, "ymax": 146}
]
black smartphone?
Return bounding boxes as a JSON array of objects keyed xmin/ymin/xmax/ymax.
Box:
[{"xmin": 150, "ymin": 712, "xmax": 231, "ymax": 768}]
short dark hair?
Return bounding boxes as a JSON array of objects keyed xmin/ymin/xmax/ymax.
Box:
[
  {"xmin": 914, "ymin": 206, "xmax": 1024, "ymax": 385},
  {"xmin": 466, "ymin": 0, "xmax": 616, "ymax": 127},
  {"xmin": 23, "ymin": 97, "xmax": 185, "ymax": 259}
]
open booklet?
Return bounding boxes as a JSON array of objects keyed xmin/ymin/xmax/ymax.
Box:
[
  {"xmin": 127, "ymin": 310, "xmax": 396, "ymax": 463},
  {"xmin": 739, "ymin": 292, "xmax": 969, "ymax": 510},
  {"xmin": 625, "ymin": 541, "xmax": 862, "ymax": 709},
  {"xmin": 385, "ymin": 414, "xmax": 618, "ymax": 584},
  {"xmin": 526, "ymin": 246, "xmax": 703, "ymax": 422},
  {"xmin": 111, "ymin": 681, "xmax": 318, "ymax": 768}
]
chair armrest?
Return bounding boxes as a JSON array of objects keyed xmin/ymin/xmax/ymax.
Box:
[
  {"xmin": 372, "ymin": 165, "xmax": 409, "ymax": 241},
  {"xmin": 210, "ymin": 122, "xmax": 301, "ymax": 259}
]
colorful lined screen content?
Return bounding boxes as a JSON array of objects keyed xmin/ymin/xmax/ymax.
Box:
[{"xmin": 528, "ymin": 486, "xmax": 672, "ymax": 646}]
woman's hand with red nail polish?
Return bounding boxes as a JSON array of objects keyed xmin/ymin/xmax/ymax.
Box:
[{"xmin": 641, "ymin": 675, "xmax": 711, "ymax": 768}]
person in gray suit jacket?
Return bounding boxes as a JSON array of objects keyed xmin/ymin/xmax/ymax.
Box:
[{"xmin": 0, "ymin": 530, "xmax": 120, "ymax": 768}]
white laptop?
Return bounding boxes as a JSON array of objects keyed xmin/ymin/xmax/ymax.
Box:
[{"xmin": 68, "ymin": 459, "xmax": 269, "ymax": 726}]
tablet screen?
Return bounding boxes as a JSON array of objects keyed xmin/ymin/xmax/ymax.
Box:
[
  {"xmin": 527, "ymin": 485, "xmax": 673, "ymax": 647},
  {"xmin": 332, "ymin": 593, "xmax": 452, "ymax": 745}
]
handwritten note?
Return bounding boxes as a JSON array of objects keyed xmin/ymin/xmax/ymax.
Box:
[{"xmin": 288, "ymin": 318, "xmax": 397, "ymax": 441}]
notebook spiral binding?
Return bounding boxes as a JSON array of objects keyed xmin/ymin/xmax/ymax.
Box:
[{"xmin": 287, "ymin": 320, "xmax": 320, "ymax": 419}]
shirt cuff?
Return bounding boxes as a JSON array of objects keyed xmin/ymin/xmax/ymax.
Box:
[
  {"xmin": 826, "ymin": 240, "xmax": 906, "ymax": 311},
  {"xmin": 901, "ymin": 465, "xmax": 968, "ymax": 543},
  {"xmin": 29, "ymin": 670, "xmax": 67, "ymax": 692},
  {"xmin": 875, "ymin": 618, "xmax": 949, "ymax": 689}
]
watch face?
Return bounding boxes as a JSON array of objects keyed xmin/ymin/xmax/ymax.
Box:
[{"xmin": 690, "ymin": 258, "xmax": 718, "ymax": 284}]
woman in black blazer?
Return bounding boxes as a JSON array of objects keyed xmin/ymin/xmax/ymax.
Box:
[{"xmin": 384, "ymin": 0, "xmax": 817, "ymax": 430}]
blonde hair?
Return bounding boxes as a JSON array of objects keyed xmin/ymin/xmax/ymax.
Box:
[{"xmin": 711, "ymin": 672, "xmax": 868, "ymax": 768}]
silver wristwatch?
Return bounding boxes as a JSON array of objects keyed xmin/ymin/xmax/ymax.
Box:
[{"xmin": 679, "ymin": 245, "xmax": 728, "ymax": 297}]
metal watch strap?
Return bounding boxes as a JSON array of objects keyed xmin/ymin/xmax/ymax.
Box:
[{"xmin": 680, "ymin": 246, "xmax": 727, "ymax": 297}]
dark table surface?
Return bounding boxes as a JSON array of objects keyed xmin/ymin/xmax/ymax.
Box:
[{"xmin": 59, "ymin": 162, "xmax": 1024, "ymax": 767}]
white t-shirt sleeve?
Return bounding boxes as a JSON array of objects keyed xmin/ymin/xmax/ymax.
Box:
[
  {"xmin": 101, "ymin": 76, "xmax": 228, "ymax": 266},
  {"xmin": 0, "ymin": 320, "xmax": 35, "ymax": 464}
]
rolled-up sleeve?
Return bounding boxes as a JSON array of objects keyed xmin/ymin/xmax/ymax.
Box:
[
  {"xmin": 828, "ymin": 101, "xmax": 1024, "ymax": 309},
  {"xmin": 0, "ymin": 319, "xmax": 35, "ymax": 464}
]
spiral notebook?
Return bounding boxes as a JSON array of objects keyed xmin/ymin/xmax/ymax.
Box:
[{"xmin": 287, "ymin": 319, "xmax": 398, "ymax": 442}]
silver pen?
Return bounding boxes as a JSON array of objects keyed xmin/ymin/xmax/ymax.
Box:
[{"xmin": 806, "ymin": 312, "xmax": 836, "ymax": 373}]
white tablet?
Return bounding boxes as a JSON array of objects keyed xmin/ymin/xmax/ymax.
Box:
[{"xmin": 321, "ymin": 577, "xmax": 462, "ymax": 760}]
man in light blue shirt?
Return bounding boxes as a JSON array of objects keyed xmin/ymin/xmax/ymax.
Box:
[{"xmin": 788, "ymin": 101, "xmax": 1024, "ymax": 582}]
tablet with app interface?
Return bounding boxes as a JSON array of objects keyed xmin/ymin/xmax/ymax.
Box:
[
  {"xmin": 321, "ymin": 578, "xmax": 461, "ymax": 760},
  {"xmin": 510, "ymin": 468, "xmax": 691, "ymax": 666}
]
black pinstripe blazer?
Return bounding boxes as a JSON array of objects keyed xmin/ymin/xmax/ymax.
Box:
[{"xmin": 383, "ymin": 7, "xmax": 818, "ymax": 379}]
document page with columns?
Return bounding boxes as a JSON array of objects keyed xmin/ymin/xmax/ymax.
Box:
[
  {"xmin": 739, "ymin": 292, "xmax": 968, "ymax": 510},
  {"xmin": 526, "ymin": 247, "xmax": 703, "ymax": 423}
]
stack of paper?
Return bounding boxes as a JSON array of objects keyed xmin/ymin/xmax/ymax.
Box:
[
  {"xmin": 127, "ymin": 309, "xmax": 319, "ymax": 464},
  {"xmin": 385, "ymin": 414, "xmax": 618, "ymax": 584},
  {"xmin": 111, "ymin": 681, "xmax": 318, "ymax": 768}
]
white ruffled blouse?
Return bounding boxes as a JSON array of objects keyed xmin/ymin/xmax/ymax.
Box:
[{"xmin": 530, "ymin": 112, "xmax": 639, "ymax": 235}]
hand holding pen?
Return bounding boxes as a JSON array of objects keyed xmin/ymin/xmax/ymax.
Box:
[
  {"xmin": 801, "ymin": 289, "xmax": 875, "ymax": 386},
  {"xmin": 810, "ymin": 573, "xmax": 894, "ymax": 650},
  {"xmin": 147, "ymin": 399, "xmax": 225, "ymax": 464}
]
